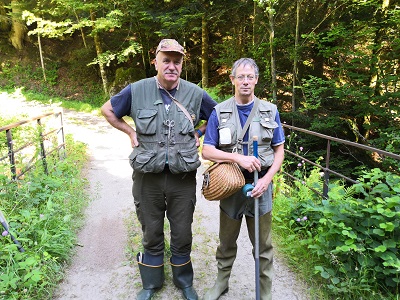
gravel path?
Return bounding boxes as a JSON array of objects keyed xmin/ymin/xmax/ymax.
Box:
[{"xmin": 1, "ymin": 94, "xmax": 309, "ymax": 300}]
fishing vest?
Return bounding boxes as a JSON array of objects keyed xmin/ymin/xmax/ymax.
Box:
[
  {"xmin": 215, "ymin": 97, "xmax": 278, "ymax": 169},
  {"xmin": 128, "ymin": 77, "xmax": 203, "ymax": 174}
]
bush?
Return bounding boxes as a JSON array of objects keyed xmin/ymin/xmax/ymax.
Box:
[
  {"xmin": 273, "ymin": 168, "xmax": 399, "ymax": 299},
  {"xmin": 0, "ymin": 135, "xmax": 89, "ymax": 299}
]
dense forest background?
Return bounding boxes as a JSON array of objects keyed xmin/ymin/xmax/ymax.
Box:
[{"xmin": 1, "ymin": 0, "xmax": 399, "ymax": 175}]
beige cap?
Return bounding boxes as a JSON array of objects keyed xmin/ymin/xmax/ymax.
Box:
[{"xmin": 156, "ymin": 39, "xmax": 185, "ymax": 56}]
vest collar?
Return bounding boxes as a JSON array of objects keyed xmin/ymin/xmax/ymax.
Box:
[{"xmin": 154, "ymin": 76, "xmax": 180, "ymax": 91}]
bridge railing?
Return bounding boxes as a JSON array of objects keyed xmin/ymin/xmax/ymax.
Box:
[
  {"xmin": 282, "ymin": 124, "xmax": 400, "ymax": 198},
  {"xmin": 0, "ymin": 111, "xmax": 66, "ymax": 180}
]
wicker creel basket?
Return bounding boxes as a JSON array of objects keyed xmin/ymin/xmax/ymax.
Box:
[{"xmin": 202, "ymin": 162, "xmax": 245, "ymax": 201}]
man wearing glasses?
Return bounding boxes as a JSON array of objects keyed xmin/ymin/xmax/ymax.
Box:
[{"xmin": 201, "ymin": 58, "xmax": 285, "ymax": 300}]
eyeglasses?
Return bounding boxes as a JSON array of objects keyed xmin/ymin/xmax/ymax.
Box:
[{"xmin": 234, "ymin": 75, "xmax": 256, "ymax": 82}]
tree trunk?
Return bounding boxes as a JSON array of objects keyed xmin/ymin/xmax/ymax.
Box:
[
  {"xmin": 0, "ymin": 1, "xmax": 10, "ymax": 31},
  {"xmin": 201, "ymin": 16, "xmax": 209, "ymax": 88},
  {"xmin": 268, "ymin": 6, "xmax": 277, "ymax": 103},
  {"xmin": 363, "ymin": 0, "xmax": 391, "ymax": 140},
  {"xmin": 90, "ymin": 10, "xmax": 108, "ymax": 95},
  {"xmin": 252, "ymin": 1, "xmax": 256, "ymax": 46},
  {"xmin": 135, "ymin": 26, "xmax": 151, "ymax": 77},
  {"xmin": 38, "ymin": 34, "xmax": 46, "ymax": 81},
  {"xmin": 9, "ymin": 0, "xmax": 27, "ymax": 50},
  {"xmin": 141, "ymin": 45, "xmax": 149, "ymax": 77},
  {"xmin": 369, "ymin": 0, "xmax": 390, "ymax": 94},
  {"xmin": 292, "ymin": 0, "xmax": 301, "ymax": 112},
  {"xmin": 74, "ymin": 9, "xmax": 87, "ymax": 48}
]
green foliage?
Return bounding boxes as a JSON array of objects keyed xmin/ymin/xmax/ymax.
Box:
[
  {"xmin": 291, "ymin": 0, "xmax": 400, "ymax": 177},
  {"xmin": 283, "ymin": 130, "xmax": 358, "ymax": 183},
  {"xmin": 0, "ymin": 115, "xmax": 21, "ymax": 156},
  {"xmin": 370, "ymin": 128, "xmax": 400, "ymax": 173},
  {"xmin": 0, "ymin": 135, "xmax": 89, "ymax": 299},
  {"xmin": 274, "ymin": 167, "xmax": 400, "ymax": 299},
  {"xmin": 300, "ymin": 76, "xmax": 337, "ymax": 112},
  {"xmin": 203, "ymin": 86, "xmax": 226, "ymax": 103},
  {"xmin": 0, "ymin": 61, "xmax": 58, "ymax": 92}
]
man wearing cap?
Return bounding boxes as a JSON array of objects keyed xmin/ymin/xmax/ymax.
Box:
[{"xmin": 101, "ymin": 39, "xmax": 217, "ymax": 300}]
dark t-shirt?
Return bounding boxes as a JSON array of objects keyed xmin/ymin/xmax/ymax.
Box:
[{"xmin": 110, "ymin": 82, "xmax": 217, "ymax": 122}]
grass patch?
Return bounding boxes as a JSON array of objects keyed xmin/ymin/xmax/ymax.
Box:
[{"xmin": 0, "ymin": 109, "xmax": 90, "ymax": 299}]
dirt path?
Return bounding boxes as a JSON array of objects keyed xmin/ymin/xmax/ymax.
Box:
[{"xmin": 2, "ymin": 95, "xmax": 309, "ymax": 300}]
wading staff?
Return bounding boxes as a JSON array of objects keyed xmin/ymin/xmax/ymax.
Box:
[
  {"xmin": 241, "ymin": 136, "xmax": 261, "ymax": 299},
  {"xmin": 252, "ymin": 135, "xmax": 260, "ymax": 300},
  {"xmin": 0, "ymin": 210, "xmax": 25, "ymax": 252}
]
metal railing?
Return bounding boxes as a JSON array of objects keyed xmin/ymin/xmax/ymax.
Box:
[
  {"xmin": 0, "ymin": 111, "xmax": 66, "ymax": 180},
  {"xmin": 282, "ymin": 124, "xmax": 400, "ymax": 198}
]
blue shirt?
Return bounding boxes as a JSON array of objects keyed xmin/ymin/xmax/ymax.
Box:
[
  {"xmin": 203, "ymin": 100, "xmax": 285, "ymax": 179},
  {"xmin": 203, "ymin": 100, "xmax": 285, "ymax": 152},
  {"xmin": 110, "ymin": 82, "xmax": 217, "ymax": 122}
]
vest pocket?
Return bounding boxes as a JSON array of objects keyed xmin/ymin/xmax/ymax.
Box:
[
  {"xmin": 129, "ymin": 150, "xmax": 163, "ymax": 173},
  {"xmin": 260, "ymin": 119, "xmax": 278, "ymax": 141},
  {"xmin": 168, "ymin": 148, "xmax": 201, "ymax": 174},
  {"xmin": 218, "ymin": 122, "xmax": 237, "ymax": 146},
  {"xmin": 136, "ymin": 109, "xmax": 158, "ymax": 135},
  {"xmin": 259, "ymin": 148, "xmax": 275, "ymax": 168}
]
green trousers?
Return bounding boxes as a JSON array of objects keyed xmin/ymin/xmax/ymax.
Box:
[{"xmin": 205, "ymin": 210, "xmax": 273, "ymax": 300}]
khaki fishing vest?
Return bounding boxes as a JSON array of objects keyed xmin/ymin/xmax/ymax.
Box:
[
  {"xmin": 215, "ymin": 97, "xmax": 278, "ymax": 168},
  {"xmin": 128, "ymin": 77, "xmax": 203, "ymax": 174}
]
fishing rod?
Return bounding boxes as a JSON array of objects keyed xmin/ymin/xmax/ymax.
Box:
[{"xmin": 0, "ymin": 210, "xmax": 25, "ymax": 252}]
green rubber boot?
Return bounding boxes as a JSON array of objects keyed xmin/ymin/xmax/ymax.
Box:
[
  {"xmin": 171, "ymin": 258, "xmax": 198, "ymax": 300},
  {"xmin": 203, "ymin": 210, "xmax": 242, "ymax": 300},
  {"xmin": 136, "ymin": 253, "xmax": 164, "ymax": 300}
]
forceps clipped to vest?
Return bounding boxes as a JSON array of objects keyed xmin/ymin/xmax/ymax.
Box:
[{"xmin": 164, "ymin": 119, "xmax": 175, "ymax": 140}]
